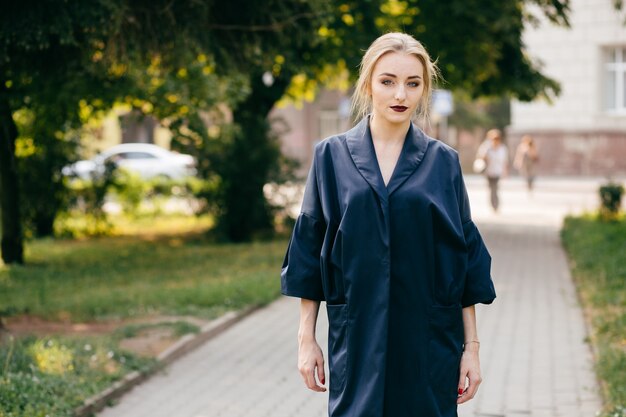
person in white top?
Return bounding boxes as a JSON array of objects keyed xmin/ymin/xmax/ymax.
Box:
[{"xmin": 479, "ymin": 129, "xmax": 508, "ymax": 212}]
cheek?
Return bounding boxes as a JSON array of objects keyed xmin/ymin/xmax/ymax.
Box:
[
  {"xmin": 412, "ymin": 87, "xmax": 425, "ymax": 104},
  {"xmin": 371, "ymin": 84, "xmax": 389, "ymax": 104}
]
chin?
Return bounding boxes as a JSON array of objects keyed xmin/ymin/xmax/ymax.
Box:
[{"xmin": 384, "ymin": 112, "xmax": 412, "ymax": 124}]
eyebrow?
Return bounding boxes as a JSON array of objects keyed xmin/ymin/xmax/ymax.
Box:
[{"xmin": 378, "ymin": 72, "xmax": 422, "ymax": 80}]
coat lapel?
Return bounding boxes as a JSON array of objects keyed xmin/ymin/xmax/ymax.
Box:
[
  {"xmin": 386, "ymin": 121, "xmax": 429, "ymax": 196},
  {"xmin": 345, "ymin": 116, "xmax": 389, "ymax": 203},
  {"xmin": 345, "ymin": 116, "xmax": 430, "ymax": 202}
]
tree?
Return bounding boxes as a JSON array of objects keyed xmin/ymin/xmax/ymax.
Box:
[
  {"xmin": 202, "ymin": 0, "xmax": 573, "ymax": 241},
  {"xmin": 195, "ymin": 0, "xmax": 332, "ymax": 240},
  {"xmin": 0, "ymin": 3, "xmax": 120, "ymax": 262},
  {"xmin": 1, "ymin": 0, "xmax": 577, "ymax": 261},
  {"xmin": 0, "ymin": 1, "xmax": 230, "ymax": 263},
  {"xmin": 0, "ymin": 84, "xmax": 22, "ymax": 263}
]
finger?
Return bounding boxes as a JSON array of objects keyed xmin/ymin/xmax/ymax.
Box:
[
  {"xmin": 457, "ymin": 370, "xmax": 467, "ymax": 395},
  {"xmin": 317, "ymin": 358, "xmax": 326, "ymax": 387},
  {"xmin": 302, "ymin": 363, "xmax": 326, "ymax": 392},
  {"xmin": 305, "ymin": 366, "xmax": 322, "ymax": 391},
  {"xmin": 464, "ymin": 373, "xmax": 482, "ymax": 399},
  {"xmin": 456, "ymin": 370, "xmax": 468, "ymax": 404},
  {"xmin": 457, "ymin": 373, "xmax": 481, "ymax": 404}
]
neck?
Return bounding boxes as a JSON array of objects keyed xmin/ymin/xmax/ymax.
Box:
[{"xmin": 369, "ymin": 114, "xmax": 410, "ymax": 144}]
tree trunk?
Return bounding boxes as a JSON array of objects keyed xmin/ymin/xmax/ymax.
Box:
[
  {"xmin": 34, "ymin": 211, "xmax": 56, "ymax": 237},
  {"xmin": 219, "ymin": 71, "xmax": 291, "ymax": 242},
  {"xmin": 0, "ymin": 87, "xmax": 24, "ymax": 264}
]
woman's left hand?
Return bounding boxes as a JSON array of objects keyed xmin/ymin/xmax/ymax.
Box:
[{"xmin": 456, "ymin": 344, "xmax": 482, "ymax": 404}]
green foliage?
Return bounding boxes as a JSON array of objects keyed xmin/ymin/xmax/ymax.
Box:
[
  {"xmin": 599, "ymin": 182, "xmax": 625, "ymax": 221},
  {"xmin": 57, "ymin": 170, "xmax": 207, "ymax": 238},
  {"xmin": 0, "ymin": 335, "xmax": 155, "ymax": 417},
  {"xmin": 561, "ymin": 216, "xmax": 626, "ymax": 416},
  {"xmin": 448, "ymin": 93, "xmax": 511, "ymax": 131},
  {"xmin": 107, "ymin": 173, "xmax": 207, "ymax": 219},
  {"xmin": 0, "ymin": 0, "xmax": 245, "ymax": 259},
  {"xmin": 12, "ymin": 109, "xmax": 79, "ymax": 238},
  {"xmin": 201, "ymin": 0, "xmax": 572, "ymax": 241},
  {"xmin": 110, "ymin": 170, "xmax": 147, "ymax": 216},
  {"xmin": 56, "ymin": 161, "xmax": 118, "ymax": 238},
  {"xmin": 1, "ymin": 0, "xmax": 579, "ymax": 257},
  {"xmin": 283, "ymin": 0, "xmax": 570, "ymax": 103},
  {"xmin": 212, "ymin": 74, "xmax": 294, "ymax": 241}
]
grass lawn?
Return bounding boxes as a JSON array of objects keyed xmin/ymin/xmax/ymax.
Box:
[
  {"xmin": 0, "ymin": 215, "xmax": 289, "ymax": 416},
  {"xmin": 561, "ymin": 215, "xmax": 626, "ymax": 417},
  {"xmin": 0, "ymin": 219, "xmax": 288, "ymax": 322}
]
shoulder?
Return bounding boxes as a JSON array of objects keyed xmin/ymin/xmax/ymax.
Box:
[
  {"xmin": 313, "ymin": 133, "xmax": 345, "ymax": 153},
  {"xmin": 418, "ymin": 131, "xmax": 464, "ymax": 186},
  {"xmin": 311, "ymin": 132, "xmax": 349, "ymax": 165},
  {"xmin": 422, "ymin": 131, "xmax": 460, "ymax": 165}
]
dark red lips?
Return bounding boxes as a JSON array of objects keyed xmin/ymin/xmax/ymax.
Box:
[{"xmin": 390, "ymin": 106, "xmax": 408, "ymax": 112}]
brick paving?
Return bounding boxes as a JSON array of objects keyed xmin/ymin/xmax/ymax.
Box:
[{"xmin": 98, "ymin": 177, "xmax": 606, "ymax": 417}]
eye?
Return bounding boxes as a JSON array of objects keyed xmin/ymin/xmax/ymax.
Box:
[
  {"xmin": 381, "ymin": 79, "xmax": 393, "ymax": 86},
  {"xmin": 408, "ymin": 81, "xmax": 421, "ymax": 88}
]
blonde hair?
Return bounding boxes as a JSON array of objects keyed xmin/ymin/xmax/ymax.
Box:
[{"xmin": 351, "ymin": 32, "xmax": 439, "ymax": 123}]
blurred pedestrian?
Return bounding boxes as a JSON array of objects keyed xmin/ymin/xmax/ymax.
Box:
[
  {"xmin": 281, "ymin": 32, "xmax": 496, "ymax": 417},
  {"xmin": 514, "ymin": 135, "xmax": 539, "ymax": 193},
  {"xmin": 482, "ymin": 129, "xmax": 509, "ymax": 212}
]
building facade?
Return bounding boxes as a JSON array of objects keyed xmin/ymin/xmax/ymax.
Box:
[
  {"xmin": 272, "ymin": 89, "xmax": 352, "ymax": 178},
  {"xmin": 510, "ymin": 0, "xmax": 626, "ymax": 176}
]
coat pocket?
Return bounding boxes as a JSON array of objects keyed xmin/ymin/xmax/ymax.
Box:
[
  {"xmin": 428, "ymin": 305, "xmax": 464, "ymax": 403},
  {"xmin": 326, "ymin": 303, "xmax": 349, "ymax": 394},
  {"xmin": 321, "ymin": 223, "xmax": 345, "ymax": 304}
]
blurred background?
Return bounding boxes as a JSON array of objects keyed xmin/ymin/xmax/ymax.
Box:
[{"xmin": 0, "ymin": 1, "xmax": 624, "ymax": 417}]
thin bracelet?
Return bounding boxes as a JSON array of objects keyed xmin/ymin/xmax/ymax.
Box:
[{"xmin": 464, "ymin": 340, "xmax": 480, "ymax": 345}]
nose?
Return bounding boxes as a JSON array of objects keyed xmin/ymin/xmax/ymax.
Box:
[{"xmin": 394, "ymin": 85, "xmax": 406, "ymax": 101}]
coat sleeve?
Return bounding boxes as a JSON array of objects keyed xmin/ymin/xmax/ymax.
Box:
[
  {"xmin": 280, "ymin": 151, "xmax": 326, "ymax": 301},
  {"xmin": 456, "ymin": 159, "xmax": 496, "ymax": 308}
]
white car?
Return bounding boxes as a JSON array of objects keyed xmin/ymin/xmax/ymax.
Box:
[{"xmin": 63, "ymin": 143, "xmax": 197, "ymax": 180}]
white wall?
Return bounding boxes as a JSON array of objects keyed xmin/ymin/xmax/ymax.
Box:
[{"xmin": 511, "ymin": 0, "xmax": 626, "ymax": 131}]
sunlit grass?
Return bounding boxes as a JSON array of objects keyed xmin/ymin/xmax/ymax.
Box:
[
  {"xmin": 110, "ymin": 213, "xmax": 215, "ymax": 236},
  {"xmin": 0, "ymin": 215, "xmax": 288, "ymax": 322},
  {"xmin": 561, "ymin": 215, "xmax": 626, "ymax": 417}
]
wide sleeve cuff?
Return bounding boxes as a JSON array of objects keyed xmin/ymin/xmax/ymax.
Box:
[
  {"xmin": 461, "ymin": 220, "xmax": 496, "ymax": 308},
  {"xmin": 280, "ymin": 212, "xmax": 326, "ymax": 301}
]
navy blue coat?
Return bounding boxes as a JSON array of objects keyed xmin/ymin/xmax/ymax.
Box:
[{"xmin": 281, "ymin": 116, "xmax": 496, "ymax": 417}]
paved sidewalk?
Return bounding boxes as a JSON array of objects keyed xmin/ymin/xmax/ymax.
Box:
[{"xmin": 99, "ymin": 179, "xmax": 604, "ymax": 417}]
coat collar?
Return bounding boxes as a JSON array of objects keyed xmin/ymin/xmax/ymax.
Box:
[{"xmin": 345, "ymin": 115, "xmax": 430, "ymax": 202}]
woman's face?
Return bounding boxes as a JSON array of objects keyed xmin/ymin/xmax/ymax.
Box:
[{"xmin": 369, "ymin": 52, "xmax": 425, "ymax": 126}]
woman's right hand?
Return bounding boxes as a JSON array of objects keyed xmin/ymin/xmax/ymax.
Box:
[{"xmin": 298, "ymin": 337, "xmax": 327, "ymax": 392}]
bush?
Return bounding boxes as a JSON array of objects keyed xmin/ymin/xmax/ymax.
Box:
[
  {"xmin": 57, "ymin": 168, "xmax": 208, "ymax": 237},
  {"xmin": 0, "ymin": 335, "xmax": 155, "ymax": 417},
  {"xmin": 599, "ymin": 182, "xmax": 625, "ymax": 221},
  {"xmin": 56, "ymin": 161, "xmax": 117, "ymax": 238}
]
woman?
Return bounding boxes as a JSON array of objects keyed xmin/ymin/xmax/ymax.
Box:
[
  {"xmin": 514, "ymin": 135, "xmax": 539, "ymax": 193},
  {"xmin": 482, "ymin": 129, "xmax": 509, "ymax": 212},
  {"xmin": 281, "ymin": 32, "xmax": 496, "ymax": 417}
]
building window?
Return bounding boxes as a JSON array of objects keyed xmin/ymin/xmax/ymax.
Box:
[
  {"xmin": 604, "ymin": 47, "xmax": 626, "ymax": 113},
  {"xmin": 319, "ymin": 110, "xmax": 341, "ymax": 142}
]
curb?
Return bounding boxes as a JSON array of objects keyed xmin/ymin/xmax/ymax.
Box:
[{"xmin": 74, "ymin": 305, "xmax": 261, "ymax": 417}]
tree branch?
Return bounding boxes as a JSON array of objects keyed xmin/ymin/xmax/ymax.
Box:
[{"xmin": 207, "ymin": 12, "xmax": 327, "ymax": 32}]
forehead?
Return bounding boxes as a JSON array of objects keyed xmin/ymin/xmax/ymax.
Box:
[{"xmin": 373, "ymin": 52, "xmax": 424, "ymax": 77}]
